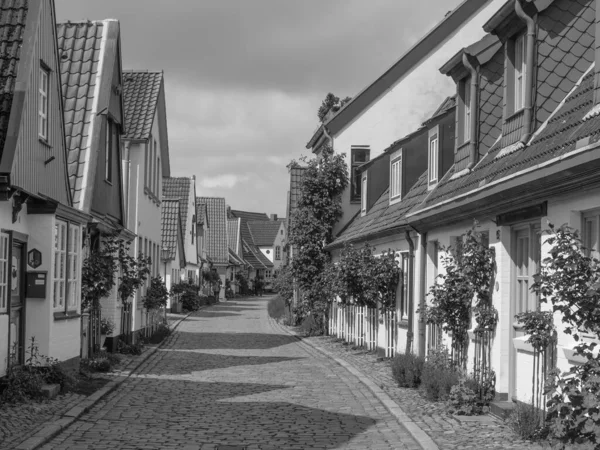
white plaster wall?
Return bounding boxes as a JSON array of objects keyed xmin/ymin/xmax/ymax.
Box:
[
  {"xmin": 330, "ymin": 0, "xmax": 507, "ymax": 234},
  {"xmin": 258, "ymin": 246, "xmax": 273, "ymax": 263}
]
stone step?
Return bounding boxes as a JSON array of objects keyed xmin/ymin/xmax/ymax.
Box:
[{"xmin": 490, "ymin": 401, "xmax": 515, "ymax": 420}]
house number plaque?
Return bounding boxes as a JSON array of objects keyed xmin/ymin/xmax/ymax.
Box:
[{"xmin": 27, "ymin": 248, "xmax": 42, "ymax": 269}]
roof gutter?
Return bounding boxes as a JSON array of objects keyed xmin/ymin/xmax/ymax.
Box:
[
  {"xmin": 463, "ymin": 53, "xmax": 479, "ymax": 170},
  {"xmin": 515, "ymin": 0, "xmax": 536, "ymax": 144}
]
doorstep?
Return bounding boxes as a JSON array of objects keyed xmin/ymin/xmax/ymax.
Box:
[{"xmin": 489, "ymin": 401, "xmax": 515, "ymax": 420}]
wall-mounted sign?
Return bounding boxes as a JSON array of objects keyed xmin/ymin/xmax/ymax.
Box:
[{"xmin": 28, "ymin": 249, "xmax": 42, "ymax": 269}]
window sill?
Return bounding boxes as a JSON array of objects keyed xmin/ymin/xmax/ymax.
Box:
[
  {"xmin": 54, "ymin": 310, "xmax": 81, "ymax": 321},
  {"xmin": 39, "ymin": 137, "xmax": 52, "ymax": 149},
  {"xmin": 350, "ymin": 200, "xmax": 361, "ymax": 205},
  {"xmin": 513, "ymin": 335, "xmax": 534, "ymax": 353}
]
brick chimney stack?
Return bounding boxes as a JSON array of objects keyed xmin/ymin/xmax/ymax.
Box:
[{"xmin": 270, "ymin": 214, "xmax": 278, "ymax": 221}]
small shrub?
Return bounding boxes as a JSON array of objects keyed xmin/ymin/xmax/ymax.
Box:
[
  {"xmin": 100, "ymin": 317, "xmax": 115, "ymax": 335},
  {"xmin": 448, "ymin": 381, "xmax": 480, "ymax": 415},
  {"xmin": 117, "ymin": 340, "xmax": 144, "ymax": 355},
  {"xmin": 391, "ymin": 353, "xmax": 425, "ymax": 388},
  {"xmin": 83, "ymin": 358, "xmax": 112, "ymax": 373},
  {"xmin": 507, "ymin": 401, "xmax": 544, "ymax": 441},
  {"xmin": 1, "ymin": 366, "xmax": 45, "ymax": 404},
  {"xmin": 420, "ymin": 346, "xmax": 459, "ymax": 401},
  {"xmin": 146, "ymin": 323, "xmax": 171, "ymax": 344},
  {"xmin": 267, "ymin": 296, "xmax": 287, "ymax": 320}
]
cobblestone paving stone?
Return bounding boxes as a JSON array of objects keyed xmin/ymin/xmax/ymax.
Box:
[
  {"xmin": 300, "ymin": 335, "xmax": 547, "ymax": 450},
  {"xmin": 40, "ymin": 296, "xmax": 422, "ymax": 449}
]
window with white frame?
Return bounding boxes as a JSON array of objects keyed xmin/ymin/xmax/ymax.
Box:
[
  {"xmin": 54, "ymin": 220, "xmax": 80, "ymax": 312},
  {"xmin": 582, "ymin": 210, "xmax": 600, "ymax": 258},
  {"xmin": 513, "ymin": 33, "xmax": 526, "ymax": 113},
  {"xmin": 512, "ymin": 224, "xmax": 541, "ymax": 316},
  {"xmin": 390, "ymin": 155, "xmax": 402, "ymax": 200},
  {"xmin": 275, "ymin": 246, "xmax": 281, "ymax": 260},
  {"xmin": 266, "ymin": 270, "xmax": 272, "ymax": 279},
  {"xmin": 351, "ymin": 146, "xmax": 370, "ymax": 202},
  {"xmin": 39, "ymin": 67, "xmax": 49, "ymax": 140},
  {"xmin": 0, "ymin": 233, "xmax": 8, "ymax": 313},
  {"xmin": 361, "ymin": 175, "xmax": 367, "ymax": 213},
  {"xmin": 428, "ymin": 133, "xmax": 439, "ymax": 184}
]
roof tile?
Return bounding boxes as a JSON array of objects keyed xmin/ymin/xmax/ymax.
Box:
[
  {"xmin": 197, "ymin": 197, "xmax": 228, "ymax": 264},
  {"xmin": 161, "ymin": 199, "xmax": 180, "ymax": 260},
  {"xmin": 122, "ymin": 71, "xmax": 162, "ymax": 140}
]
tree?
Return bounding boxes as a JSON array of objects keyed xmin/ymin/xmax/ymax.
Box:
[
  {"xmin": 317, "ymin": 93, "xmax": 352, "ymax": 123},
  {"xmin": 288, "ymin": 145, "xmax": 348, "ymax": 332},
  {"xmin": 143, "ymin": 276, "xmax": 169, "ymax": 311}
]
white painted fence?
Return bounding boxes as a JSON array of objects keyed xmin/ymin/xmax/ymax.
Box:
[{"xmin": 329, "ymin": 303, "xmax": 395, "ymax": 356}]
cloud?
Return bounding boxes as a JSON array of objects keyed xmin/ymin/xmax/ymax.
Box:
[{"xmin": 200, "ymin": 174, "xmax": 249, "ymax": 189}]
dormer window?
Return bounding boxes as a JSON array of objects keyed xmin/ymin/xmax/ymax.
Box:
[
  {"xmin": 509, "ymin": 33, "xmax": 527, "ymax": 115},
  {"xmin": 390, "ymin": 154, "xmax": 402, "ymax": 201},
  {"xmin": 351, "ymin": 146, "xmax": 370, "ymax": 202},
  {"xmin": 361, "ymin": 175, "xmax": 367, "ymax": 213},
  {"xmin": 428, "ymin": 127, "xmax": 439, "ymax": 185}
]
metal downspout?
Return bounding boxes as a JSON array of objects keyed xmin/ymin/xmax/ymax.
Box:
[
  {"xmin": 418, "ymin": 232, "xmax": 427, "ymax": 357},
  {"xmin": 405, "ymin": 230, "xmax": 415, "ymax": 355},
  {"xmin": 515, "ymin": 0, "xmax": 535, "ymax": 144},
  {"xmin": 463, "ymin": 54, "xmax": 479, "ymax": 170},
  {"xmin": 322, "ymin": 125, "xmax": 334, "ymax": 151}
]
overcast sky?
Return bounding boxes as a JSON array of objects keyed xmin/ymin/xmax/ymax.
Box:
[{"xmin": 55, "ymin": 0, "xmax": 463, "ymax": 217}]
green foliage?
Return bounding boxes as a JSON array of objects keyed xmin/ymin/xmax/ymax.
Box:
[
  {"xmin": 143, "ymin": 276, "xmax": 169, "ymax": 310},
  {"xmin": 336, "ymin": 243, "xmax": 401, "ymax": 311},
  {"xmin": 81, "ymin": 233, "xmax": 151, "ymax": 311},
  {"xmin": 235, "ymin": 271, "xmax": 250, "ymax": 295},
  {"xmin": 267, "ymin": 295, "xmax": 288, "ymax": 320},
  {"xmin": 317, "ymin": 93, "xmax": 352, "ymax": 122},
  {"xmin": 144, "ymin": 323, "xmax": 172, "ymax": 344},
  {"xmin": 420, "ymin": 346, "xmax": 459, "ymax": 401},
  {"xmin": 100, "ymin": 317, "xmax": 115, "ymax": 335},
  {"xmin": 515, "ymin": 310, "xmax": 556, "ymax": 353},
  {"xmin": 272, "ymin": 266, "xmax": 294, "ymax": 305},
  {"xmin": 531, "ymin": 223, "xmax": 600, "ymax": 448},
  {"xmin": 507, "ymin": 401, "xmax": 546, "ymax": 441},
  {"xmin": 117, "ymin": 340, "xmax": 144, "ymax": 355},
  {"xmin": 83, "ymin": 357, "xmax": 112, "ymax": 373},
  {"xmin": 447, "ymin": 373, "xmax": 495, "ymax": 415},
  {"xmin": 288, "ymin": 146, "xmax": 348, "ymax": 330},
  {"xmin": 1, "ymin": 337, "xmax": 71, "ymax": 404},
  {"xmin": 171, "ymin": 281, "xmax": 202, "ymax": 312},
  {"xmin": 419, "ymin": 223, "xmax": 496, "ymax": 366},
  {"xmin": 391, "ymin": 352, "xmax": 425, "ymax": 388}
]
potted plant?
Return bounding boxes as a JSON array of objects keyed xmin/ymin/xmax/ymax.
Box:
[{"xmin": 100, "ymin": 317, "xmax": 115, "ymax": 348}]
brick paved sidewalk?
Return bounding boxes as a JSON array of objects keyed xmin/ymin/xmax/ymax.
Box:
[{"xmin": 297, "ymin": 334, "xmax": 547, "ymax": 450}]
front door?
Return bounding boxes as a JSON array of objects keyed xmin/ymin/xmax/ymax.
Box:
[
  {"xmin": 9, "ymin": 242, "xmax": 24, "ymax": 365},
  {"xmin": 509, "ymin": 223, "xmax": 541, "ymax": 400}
]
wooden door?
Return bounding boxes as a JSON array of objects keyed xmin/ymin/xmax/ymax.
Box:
[{"xmin": 9, "ymin": 242, "xmax": 24, "ymax": 365}]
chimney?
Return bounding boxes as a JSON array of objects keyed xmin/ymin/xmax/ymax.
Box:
[
  {"xmin": 270, "ymin": 214, "xmax": 278, "ymax": 221},
  {"xmin": 227, "ymin": 206, "xmax": 231, "ymax": 218}
]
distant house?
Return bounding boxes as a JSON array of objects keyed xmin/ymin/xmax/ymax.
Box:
[
  {"xmin": 163, "ymin": 177, "xmax": 200, "ymax": 285},
  {"xmin": 0, "ymin": 0, "xmax": 90, "ymax": 375},
  {"xmin": 247, "ymin": 216, "xmax": 286, "ymax": 287},
  {"xmin": 122, "ymin": 70, "xmax": 171, "ymax": 338},
  {"xmin": 230, "ymin": 209, "xmax": 274, "ymax": 288},
  {"xmin": 160, "ymin": 199, "xmax": 185, "ymax": 308},
  {"xmin": 57, "ymin": 18, "xmax": 134, "ymax": 348},
  {"xmin": 196, "ymin": 201, "xmax": 209, "ymax": 268},
  {"xmin": 197, "ymin": 197, "xmax": 229, "ymax": 300},
  {"xmin": 226, "ymin": 217, "xmax": 246, "ymax": 294}
]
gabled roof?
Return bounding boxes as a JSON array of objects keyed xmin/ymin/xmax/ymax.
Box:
[
  {"xmin": 163, "ymin": 177, "xmax": 192, "ymax": 223},
  {"xmin": 161, "ymin": 198, "xmax": 184, "ymax": 262},
  {"xmin": 197, "ymin": 196, "xmax": 228, "ymax": 265},
  {"xmin": 227, "ymin": 218, "xmax": 240, "ymax": 254},
  {"xmin": 247, "ymin": 220, "xmax": 282, "ymax": 247},
  {"xmin": 228, "ymin": 248, "xmax": 245, "ymax": 266},
  {"xmin": 0, "ymin": 0, "xmax": 27, "ymax": 160},
  {"xmin": 122, "ymin": 70, "xmax": 162, "ymax": 140},
  {"xmin": 241, "ymin": 238, "xmax": 273, "ymax": 270}
]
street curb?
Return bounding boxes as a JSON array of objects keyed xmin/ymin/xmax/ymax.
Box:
[
  {"xmin": 270, "ymin": 317, "xmax": 439, "ymax": 450},
  {"xmin": 13, "ymin": 307, "xmax": 204, "ymax": 450}
]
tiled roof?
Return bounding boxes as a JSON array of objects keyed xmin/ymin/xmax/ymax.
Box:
[
  {"xmin": 0, "ymin": 0, "xmax": 27, "ymax": 158},
  {"xmin": 535, "ymin": 0, "xmax": 594, "ymax": 129},
  {"xmin": 196, "ymin": 202, "xmax": 208, "ymax": 227},
  {"xmin": 328, "ymin": 172, "xmax": 429, "ymax": 249},
  {"xmin": 418, "ymin": 66, "xmax": 598, "ymax": 210},
  {"xmin": 228, "ymin": 248, "xmax": 245, "ymax": 266},
  {"xmin": 423, "ymin": 96, "xmax": 456, "ymax": 126},
  {"xmin": 247, "ymin": 220, "xmax": 281, "ymax": 246},
  {"xmin": 163, "ymin": 177, "xmax": 192, "ymax": 224},
  {"xmin": 122, "ymin": 71, "xmax": 162, "ymax": 140},
  {"xmin": 197, "ymin": 196, "xmax": 228, "ymax": 264},
  {"xmin": 241, "ymin": 238, "xmax": 273, "ymax": 270},
  {"xmin": 227, "ymin": 218, "xmax": 239, "ymax": 253},
  {"xmin": 57, "ymin": 21, "xmax": 105, "ymax": 208},
  {"xmin": 161, "ymin": 199, "xmax": 180, "ymax": 260},
  {"xmin": 230, "ymin": 210, "xmax": 270, "ymax": 222}
]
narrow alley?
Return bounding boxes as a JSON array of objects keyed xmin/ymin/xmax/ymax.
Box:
[{"xmin": 41, "ymin": 297, "xmax": 421, "ymax": 450}]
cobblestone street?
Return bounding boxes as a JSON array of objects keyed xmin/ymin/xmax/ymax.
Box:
[{"xmin": 40, "ymin": 297, "xmax": 421, "ymax": 450}]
